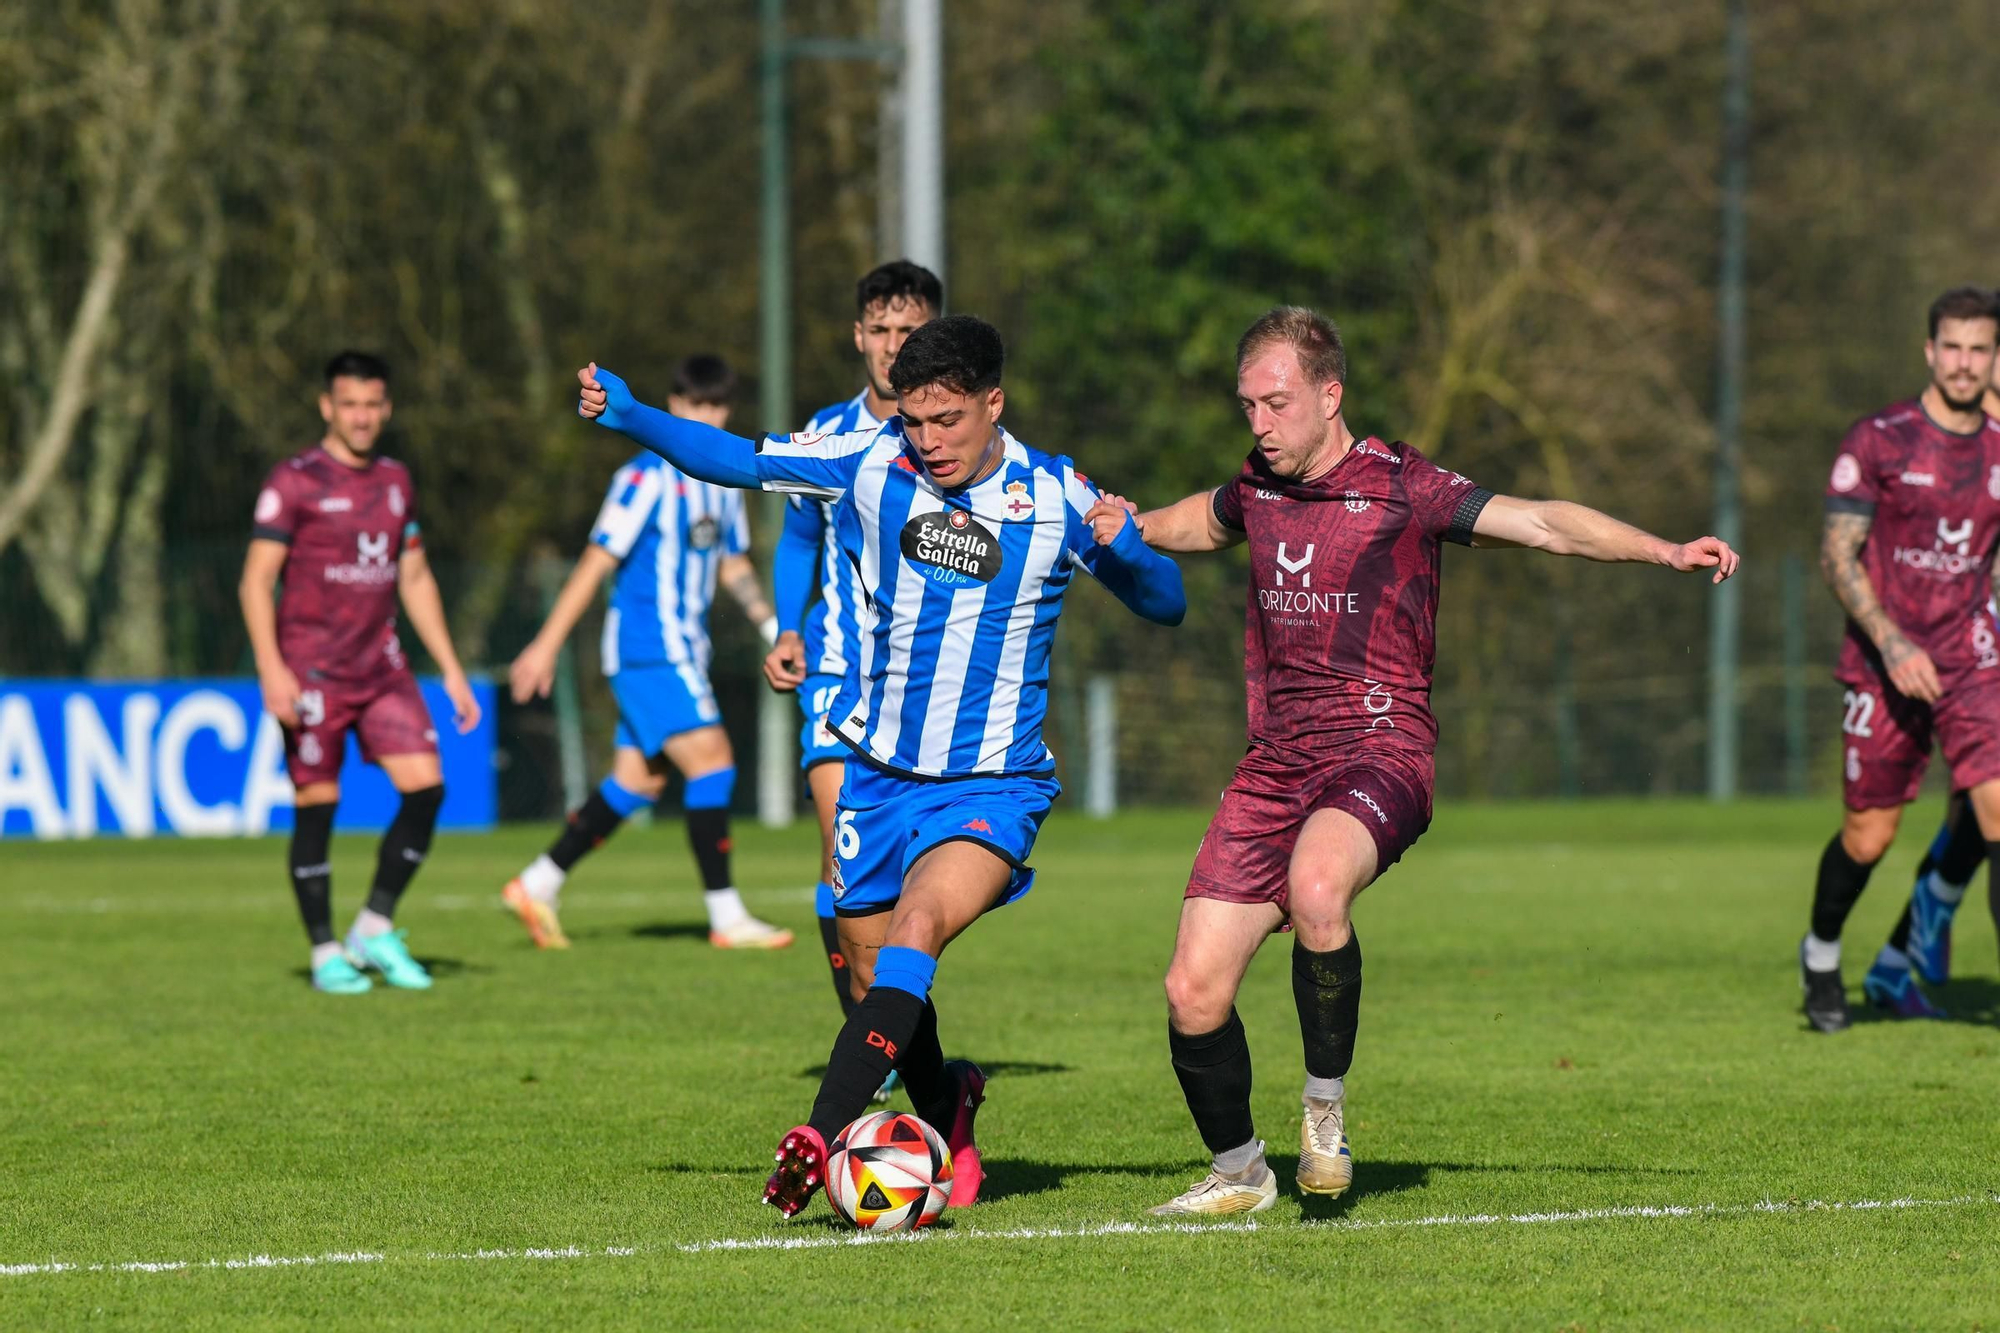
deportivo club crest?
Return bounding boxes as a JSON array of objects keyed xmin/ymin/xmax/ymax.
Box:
[
  {"xmin": 1003, "ymin": 480, "xmax": 1035, "ymax": 520},
  {"xmin": 688, "ymin": 517, "xmax": 721, "ymax": 550}
]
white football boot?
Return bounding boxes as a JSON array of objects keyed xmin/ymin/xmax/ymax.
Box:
[
  {"xmin": 1297, "ymin": 1093, "xmax": 1354, "ymax": 1197},
  {"xmin": 1148, "ymin": 1155, "xmax": 1277, "ymax": 1217}
]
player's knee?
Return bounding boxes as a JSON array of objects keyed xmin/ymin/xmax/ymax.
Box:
[
  {"xmin": 1840, "ymin": 817, "xmax": 1897, "ymax": 865},
  {"xmin": 1163, "ymin": 964, "xmax": 1229, "ymax": 1033},
  {"xmin": 1287, "ymin": 877, "xmax": 1355, "ymax": 931}
]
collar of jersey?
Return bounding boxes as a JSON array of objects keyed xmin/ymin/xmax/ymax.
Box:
[
  {"xmin": 900, "ymin": 428, "xmax": 1029, "ymax": 497},
  {"xmin": 1246, "ymin": 436, "xmax": 1392, "ymax": 498}
]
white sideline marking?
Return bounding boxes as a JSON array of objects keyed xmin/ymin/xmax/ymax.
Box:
[
  {"xmin": 673, "ymin": 1191, "xmax": 2000, "ymax": 1253},
  {"xmin": 5, "ymin": 1194, "xmax": 1993, "ymax": 1279}
]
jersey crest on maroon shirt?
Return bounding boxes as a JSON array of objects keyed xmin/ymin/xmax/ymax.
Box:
[
  {"xmin": 252, "ymin": 446, "xmax": 422, "ymax": 681},
  {"xmin": 1212, "ymin": 439, "xmax": 1491, "ymax": 755},
  {"xmin": 1823, "ymin": 401, "xmax": 2000, "ymax": 681}
]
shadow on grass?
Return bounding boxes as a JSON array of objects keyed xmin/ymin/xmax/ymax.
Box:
[
  {"xmin": 795, "ymin": 1059, "xmax": 1075, "ymax": 1082},
  {"xmin": 1270, "ymin": 1156, "xmax": 1699, "ymax": 1221},
  {"xmin": 627, "ymin": 921, "xmax": 715, "ymax": 942},
  {"xmin": 1840, "ymin": 975, "xmax": 2000, "ymax": 1028}
]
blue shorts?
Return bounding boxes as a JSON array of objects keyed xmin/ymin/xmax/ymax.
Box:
[
  {"xmin": 610, "ymin": 662, "xmax": 721, "ymax": 754},
  {"xmin": 830, "ymin": 763, "xmax": 1062, "ymax": 917},
  {"xmin": 797, "ymin": 672, "xmax": 849, "ymax": 773}
]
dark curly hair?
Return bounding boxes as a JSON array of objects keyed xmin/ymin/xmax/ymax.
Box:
[
  {"xmin": 857, "ymin": 260, "xmax": 943, "ymax": 317},
  {"xmin": 887, "ymin": 314, "xmax": 1005, "ymax": 397}
]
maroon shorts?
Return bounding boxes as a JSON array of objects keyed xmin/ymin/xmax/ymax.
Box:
[
  {"xmin": 284, "ymin": 670, "xmax": 438, "ymax": 787},
  {"xmin": 1186, "ymin": 745, "xmax": 1434, "ymax": 911},
  {"xmin": 1839, "ymin": 669, "xmax": 2000, "ymax": 810}
]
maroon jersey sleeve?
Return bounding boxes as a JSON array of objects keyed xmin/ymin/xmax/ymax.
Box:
[
  {"xmin": 1824, "ymin": 419, "xmax": 1883, "ymax": 515},
  {"xmin": 1400, "ymin": 444, "xmax": 1492, "ymax": 546},
  {"xmin": 251, "ymin": 462, "xmax": 305, "ymax": 544},
  {"xmin": 396, "ymin": 468, "xmax": 423, "ymax": 551},
  {"xmin": 1211, "ymin": 468, "xmax": 1248, "ymax": 531}
]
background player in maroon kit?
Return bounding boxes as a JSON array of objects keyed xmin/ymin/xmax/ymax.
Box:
[
  {"xmin": 1801, "ymin": 287, "xmax": 2000, "ymax": 1033},
  {"xmin": 238, "ymin": 352, "xmax": 482, "ymax": 995},
  {"xmin": 1126, "ymin": 307, "xmax": 1737, "ymax": 1215}
]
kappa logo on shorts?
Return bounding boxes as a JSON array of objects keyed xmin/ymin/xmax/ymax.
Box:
[
  {"xmin": 1348, "ymin": 788, "xmax": 1389, "ymax": 824},
  {"xmin": 962, "ymin": 818, "xmax": 993, "ymax": 834}
]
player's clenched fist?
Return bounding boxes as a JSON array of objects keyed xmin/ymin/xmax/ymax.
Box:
[
  {"xmin": 1667, "ymin": 535, "xmax": 1741, "ymax": 584},
  {"xmin": 763, "ymin": 630, "xmax": 808, "ymax": 693},
  {"xmin": 1085, "ymin": 494, "xmax": 1139, "ymax": 546},
  {"xmin": 577, "ymin": 363, "xmax": 608, "ymax": 420}
]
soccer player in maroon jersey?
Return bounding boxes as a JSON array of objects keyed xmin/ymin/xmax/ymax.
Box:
[
  {"xmin": 1801, "ymin": 287, "xmax": 2000, "ymax": 1033},
  {"xmin": 238, "ymin": 352, "xmax": 483, "ymax": 995},
  {"xmin": 1865, "ymin": 300, "xmax": 2000, "ymax": 1012},
  {"xmin": 1122, "ymin": 307, "xmax": 1737, "ymax": 1214}
]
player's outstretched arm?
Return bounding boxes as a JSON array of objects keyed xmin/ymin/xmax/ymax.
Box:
[
  {"xmin": 1133, "ymin": 489, "xmax": 1245, "ymax": 552},
  {"xmin": 1820, "ymin": 509, "xmax": 1940, "ymax": 703},
  {"xmin": 509, "ymin": 544, "xmax": 618, "ymax": 704},
  {"xmin": 1469, "ymin": 495, "xmax": 1741, "ymax": 582},
  {"xmin": 1080, "ymin": 497, "xmax": 1187, "ymax": 625},
  {"xmin": 719, "ymin": 554, "xmax": 779, "ymax": 646},
  {"xmin": 578, "ymin": 363, "xmax": 760, "ymax": 488},
  {"xmin": 397, "ymin": 546, "xmax": 482, "ymax": 733}
]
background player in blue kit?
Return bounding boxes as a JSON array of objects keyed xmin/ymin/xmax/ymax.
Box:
[
  {"xmin": 764, "ymin": 261, "xmax": 940, "ymax": 1097},
  {"xmin": 504, "ymin": 355, "xmax": 792, "ymax": 951},
  {"xmin": 571, "ymin": 315, "xmax": 1186, "ymax": 1219}
]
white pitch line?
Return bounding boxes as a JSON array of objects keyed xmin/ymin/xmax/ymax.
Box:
[
  {"xmin": 671, "ymin": 1191, "xmax": 2000, "ymax": 1254},
  {"xmin": 6, "ymin": 1193, "xmax": 1994, "ymax": 1279}
]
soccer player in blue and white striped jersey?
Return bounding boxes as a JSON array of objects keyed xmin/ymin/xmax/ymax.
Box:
[
  {"xmin": 574, "ymin": 315, "xmax": 1186, "ymax": 1219},
  {"xmin": 765, "ymin": 261, "xmax": 940, "ymax": 1044},
  {"xmin": 503, "ymin": 355, "xmax": 794, "ymax": 951}
]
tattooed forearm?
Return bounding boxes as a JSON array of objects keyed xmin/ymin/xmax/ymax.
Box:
[
  {"xmin": 720, "ymin": 557, "xmax": 774, "ymax": 623},
  {"xmin": 1820, "ymin": 511, "xmax": 1914, "ymax": 667}
]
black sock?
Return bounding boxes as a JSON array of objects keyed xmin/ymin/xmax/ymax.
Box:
[
  {"xmin": 1940, "ymin": 795, "xmax": 1987, "ymax": 884},
  {"xmin": 366, "ymin": 784, "xmax": 443, "ymax": 919},
  {"xmin": 1168, "ymin": 1009, "xmax": 1255, "ymax": 1156},
  {"xmin": 1888, "ymin": 903, "xmax": 1915, "ymax": 953},
  {"xmin": 1293, "ymin": 933, "xmax": 1363, "ymax": 1081},
  {"xmin": 686, "ymin": 806, "xmax": 732, "ymax": 891},
  {"xmin": 547, "ymin": 791, "xmax": 625, "ymax": 872},
  {"xmin": 808, "ymin": 985, "xmax": 928, "ymax": 1143},
  {"xmin": 901, "ymin": 1002, "xmax": 952, "ymax": 1129},
  {"xmin": 290, "ymin": 802, "xmax": 337, "ymax": 946},
  {"xmin": 818, "ymin": 917, "xmax": 857, "ymax": 1017},
  {"xmin": 1810, "ymin": 835, "xmax": 1877, "ymax": 945}
]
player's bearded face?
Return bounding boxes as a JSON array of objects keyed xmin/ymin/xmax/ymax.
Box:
[
  {"xmin": 857, "ymin": 298, "xmax": 934, "ymax": 400},
  {"xmin": 319, "ymin": 376, "xmax": 391, "ymax": 456},
  {"xmin": 1926, "ymin": 317, "xmax": 1999, "ymax": 414},
  {"xmin": 1238, "ymin": 349, "xmax": 1338, "ymax": 480},
  {"xmin": 898, "ymin": 383, "xmax": 1005, "ymax": 488}
]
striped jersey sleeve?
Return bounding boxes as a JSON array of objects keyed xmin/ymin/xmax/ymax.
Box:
[{"xmin": 591, "ymin": 461, "xmax": 664, "ymax": 560}]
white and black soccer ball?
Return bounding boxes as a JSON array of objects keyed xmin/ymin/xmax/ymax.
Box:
[{"xmin": 825, "ymin": 1111, "xmax": 953, "ymax": 1232}]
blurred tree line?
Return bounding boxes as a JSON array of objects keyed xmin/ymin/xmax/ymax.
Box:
[{"xmin": 3, "ymin": 0, "xmax": 1997, "ymax": 798}]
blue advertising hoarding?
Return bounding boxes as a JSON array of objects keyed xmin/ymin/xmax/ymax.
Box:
[{"xmin": 0, "ymin": 679, "xmax": 497, "ymax": 838}]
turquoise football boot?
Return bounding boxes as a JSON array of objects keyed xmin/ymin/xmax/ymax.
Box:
[
  {"xmin": 312, "ymin": 953, "xmax": 373, "ymax": 995},
  {"xmin": 345, "ymin": 926, "xmax": 434, "ymax": 990}
]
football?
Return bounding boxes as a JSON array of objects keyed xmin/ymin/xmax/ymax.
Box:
[{"xmin": 825, "ymin": 1111, "xmax": 954, "ymax": 1231}]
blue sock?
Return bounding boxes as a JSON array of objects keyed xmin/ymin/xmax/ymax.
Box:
[
  {"xmin": 814, "ymin": 880, "xmax": 836, "ymax": 918},
  {"xmin": 871, "ymin": 945, "xmax": 938, "ymax": 1003},
  {"xmin": 597, "ymin": 776, "xmax": 653, "ymax": 819},
  {"xmin": 683, "ymin": 766, "xmax": 736, "ymax": 810}
]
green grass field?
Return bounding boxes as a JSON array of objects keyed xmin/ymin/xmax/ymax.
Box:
[{"xmin": 4, "ymin": 800, "xmax": 1999, "ymax": 1330}]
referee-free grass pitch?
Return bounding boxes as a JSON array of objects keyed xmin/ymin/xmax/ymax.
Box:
[{"xmin": 3, "ymin": 800, "xmax": 1998, "ymax": 1330}]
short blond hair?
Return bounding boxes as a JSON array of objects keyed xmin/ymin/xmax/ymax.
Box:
[{"xmin": 1237, "ymin": 306, "xmax": 1346, "ymax": 386}]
